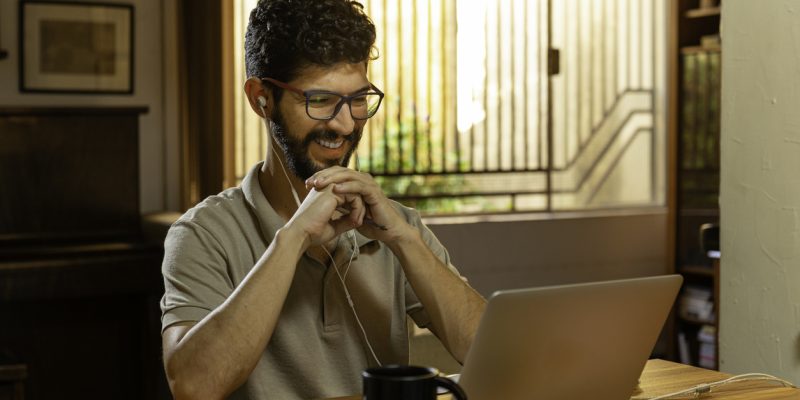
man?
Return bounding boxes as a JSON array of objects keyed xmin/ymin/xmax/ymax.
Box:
[{"xmin": 160, "ymin": 0, "xmax": 486, "ymax": 399}]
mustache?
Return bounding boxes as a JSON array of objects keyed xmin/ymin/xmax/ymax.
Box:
[{"xmin": 302, "ymin": 129, "xmax": 361, "ymax": 147}]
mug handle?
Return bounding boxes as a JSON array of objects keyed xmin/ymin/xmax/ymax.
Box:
[{"xmin": 434, "ymin": 376, "xmax": 468, "ymax": 400}]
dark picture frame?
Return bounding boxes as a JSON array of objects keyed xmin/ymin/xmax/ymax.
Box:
[{"xmin": 19, "ymin": 1, "xmax": 134, "ymax": 94}]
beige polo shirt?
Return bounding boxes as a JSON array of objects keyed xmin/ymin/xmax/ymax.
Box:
[{"xmin": 160, "ymin": 162, "xmax": 460, "ymax": 399}]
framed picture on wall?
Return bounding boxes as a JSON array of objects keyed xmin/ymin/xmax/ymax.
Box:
[{"xmin": 19, "ymin": 1, "xmax": 134, "ymax": 94}]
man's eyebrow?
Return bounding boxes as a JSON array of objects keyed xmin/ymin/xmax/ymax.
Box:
[{"xmin": 309, "ymin": 84, "xmax": 372, "ymax": 94}]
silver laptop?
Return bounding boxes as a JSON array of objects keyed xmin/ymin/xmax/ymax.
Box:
[{"xmin": 457, "ymin": 274, "xmax": 682, "ymax": 400}]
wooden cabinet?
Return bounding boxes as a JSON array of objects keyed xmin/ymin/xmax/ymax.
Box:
[
  {"xmin": 0, "ymin": 107, "xmax": 170, "ymax": 399},
  {"xmin": 0, "ymin": 246, "xmax": 166, "ymax": 400}
]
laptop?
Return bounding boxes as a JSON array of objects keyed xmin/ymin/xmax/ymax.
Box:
[{"xmin": 456, "ymin": 274, "xmax": 682, "ymax": 400}]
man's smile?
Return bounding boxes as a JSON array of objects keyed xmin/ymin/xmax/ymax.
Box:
[{"xmin": 315, "ymin": 138, "xmax": 345, "ymax": 149}]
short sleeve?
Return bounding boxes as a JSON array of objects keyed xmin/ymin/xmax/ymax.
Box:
[{"xmin": 160, "ymin": 220, "xmax": 234, "ymax": 332}]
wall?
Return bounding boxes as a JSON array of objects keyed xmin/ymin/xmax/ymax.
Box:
[
  {"xmin": 719, "ymin": 0, "xmax": 800, "ymax": 379},
  {"xmin": 427, "ymin": 209, "xmax": 670, "ymax": 297},
  {"xmin": 0, "ymin": 0, "xmax": 177, "ymax": 213}
]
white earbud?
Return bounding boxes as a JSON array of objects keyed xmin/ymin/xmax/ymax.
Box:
[{"xmin": 257, "ymin": 96, "xmax": 267, "ymax": 108}]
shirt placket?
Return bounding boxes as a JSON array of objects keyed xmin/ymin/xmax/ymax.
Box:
[{"xmin": 321, "ymin": 236, "xmax": 360, "ymax": 331}]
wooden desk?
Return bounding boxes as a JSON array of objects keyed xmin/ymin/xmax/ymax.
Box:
[
  {"xmin": 328, "ymin": 359, "xmax": 800, "ymax": 399},
  {"xmin": 634, "ymin": 359, "xmax": 799, "ymax": 399}
]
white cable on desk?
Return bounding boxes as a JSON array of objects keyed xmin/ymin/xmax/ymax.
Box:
[{"xmin": 632, "ymin": 372, "xmax": 796, "ymax": 400}]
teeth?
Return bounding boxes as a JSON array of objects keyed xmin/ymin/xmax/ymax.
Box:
[{"xmin": 317, "ymin": 139, "xmax": 344, "ymax": 149}]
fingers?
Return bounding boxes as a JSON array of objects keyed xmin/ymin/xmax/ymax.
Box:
[
  {"xmin": 305, "ymin": 168, "xmax": 383, "ymax": 206},
  {"xmin": 305, "ymin": 166, "xmax": 374, "ymax": 191},
  {"xmin": 302, "ymin": 166, "xmax": 403, "ymax": 242},
  {"xmin": 336, "ymin": 194, "xmax": 366, "ymax": 226},
  {"xmin": 331, "ymin": 181, "xmax": 381, "ymax": 203},
  {"xmin": 315, "ymin": 183, "xmax": 345, "ymax": 205},
  {"xmin": 288, "ymin": 184, "xmax": 350, "ymax": 247},
  {"xmin": 346, "ymin": 193, "xmax": 366, "ymax": 226},
  {"xmin": 327, "ymin": 191, "xmax": 363, "ymax": 235}
]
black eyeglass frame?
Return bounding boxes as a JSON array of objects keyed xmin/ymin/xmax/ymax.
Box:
[{"xmin": 263, "ymin": 77, "xmax": 384, "ymax": 121}]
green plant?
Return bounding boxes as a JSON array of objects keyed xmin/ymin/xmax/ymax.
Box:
[{"xmin": 363, "ymin": 109, "xmax": 494, "ymax": 214}]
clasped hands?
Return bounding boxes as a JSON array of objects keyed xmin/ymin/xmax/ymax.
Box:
[{"xmin": 285, "ymin": 166, "xmax": 410, "ymax": 249}]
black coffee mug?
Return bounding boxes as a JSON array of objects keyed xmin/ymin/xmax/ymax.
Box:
[{"xmin": 362, "ymin": 365, "xmax": 467, "ymax": 400}]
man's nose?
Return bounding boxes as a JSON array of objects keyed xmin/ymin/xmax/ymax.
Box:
[{"xmin": 327, "ymin": 102, "xmax": 356, "ymax": 135}]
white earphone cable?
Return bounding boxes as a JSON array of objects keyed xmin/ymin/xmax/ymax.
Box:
[
  {"xmin": 342, "ymin": 231, "xmax": 358, "ymax": 280},
  {"xmin": 321, "ymin": 245, "xmax": 382, "ymax": 367},
  {"xmin": 260, "ymin": 102, "xmax": 382, "ymax": 366}
]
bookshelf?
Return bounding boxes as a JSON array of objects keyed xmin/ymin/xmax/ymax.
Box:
[{"xmin": 671, "ymin": 0, "xmax": 721, "ymax": 370}]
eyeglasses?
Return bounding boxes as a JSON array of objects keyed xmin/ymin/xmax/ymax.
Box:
[{"xmin": 263, "ymin": 77, "xmax": 384, "ymax": 121}]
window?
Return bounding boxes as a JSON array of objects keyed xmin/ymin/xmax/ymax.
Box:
[{"xmin": 232, "ymin": 0, "xmax": 666, "ymax": 215}]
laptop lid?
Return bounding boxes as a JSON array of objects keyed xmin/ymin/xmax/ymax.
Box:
[{"xmin": 458, "ymin": 274, "xmax": 682, "ymax": 400}]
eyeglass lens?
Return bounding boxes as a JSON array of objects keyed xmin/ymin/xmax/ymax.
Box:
[{"xmin": 306, "ymin": 92, "xmax": 382, "ymax": 120}]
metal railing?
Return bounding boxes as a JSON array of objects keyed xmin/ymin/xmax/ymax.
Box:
[{"xmin": 359, "ymin": 0, "xmax": 662, "ymax": 213}]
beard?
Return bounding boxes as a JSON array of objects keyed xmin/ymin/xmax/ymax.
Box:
[{"xmin": 268, "ymin": 108, "xmax": 362, "ymax": 180}]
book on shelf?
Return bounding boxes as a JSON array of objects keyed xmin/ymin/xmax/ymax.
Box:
[
  {"xmin": 697, "ymin": 324, "xmax": 717, "ymax": 369},
  {"xmin": 679, "ymin": 285, "xmax": 715, "ymax": 323},
  {"xmin": 699, "ymin": 342, "xmax": 716, "ymax": 369},
  {"xmin": 697, "ymin": 324, "xmax": 716, "ymax": 343},
  {"xmin": 678, "ymin": 332, "xmax": 691, "ymax": 365}
]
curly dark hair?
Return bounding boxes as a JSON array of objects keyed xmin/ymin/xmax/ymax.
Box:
[{"xmin": 245, "ymin": 0, "xmax": 377, "ymax": 99}]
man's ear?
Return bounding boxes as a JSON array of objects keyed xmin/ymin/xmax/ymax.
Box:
[{"xmin": 244, "ymin": 77, "xmax": 272, "ymax": 118}]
